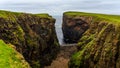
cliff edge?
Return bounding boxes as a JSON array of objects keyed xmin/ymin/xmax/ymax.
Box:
[
  {"xmin": 63, "ymin": 11, "xmax": 120, "ymax": 68},
  {"xmin": 0, "ymin": 10, "xmax": 60, "ymax": 68}
]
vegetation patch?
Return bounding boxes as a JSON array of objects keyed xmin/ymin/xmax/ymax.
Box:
[
  {"xmin": 0, "ymin": 40, "xmax": 30, "ymax": 68},
  {"xmin": 64, "ymin": 11, "xmax": 120, "ymax": 25}
]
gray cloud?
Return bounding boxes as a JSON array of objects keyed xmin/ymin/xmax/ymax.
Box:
[{"xmin": 0, "ymin": 0, "xmax": 120, "ymax": 15}]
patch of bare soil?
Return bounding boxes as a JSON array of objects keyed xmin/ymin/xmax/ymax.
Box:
[{"xmin": 45, "ymin": 45, "xmax": 78, "ymax": 68}]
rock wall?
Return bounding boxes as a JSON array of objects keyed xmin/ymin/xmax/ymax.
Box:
[
  {"xmin": 0, "ymin": 10, "xmax": 60, "ymax": 68},
  {"xmin": 63, "ymin": 12, "xmax": 120, "ymax": 68},
  {"xmin": 62, "ymin": 13, "xmax": 89, "ymax": 43}
]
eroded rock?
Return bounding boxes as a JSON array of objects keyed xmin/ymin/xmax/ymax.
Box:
[
  {"xmin": 64, "ymin": 12, "xmax": 120, "ymax": 68},
  {"xmin": 62, "ymin": 14, "xmax": 90, "ymax": 43},
  {"xmin": 0, "ymin": 10, "xmax": 60, "ymax": 68}
]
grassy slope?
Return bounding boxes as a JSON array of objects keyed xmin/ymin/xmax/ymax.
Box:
[
  {"xmin": 64, "ymin": 11, "xmax": 120, "ymax": 24},
  {"xmin": 0, "ymin": 40, "xmax": 30, "ymax": 68}
]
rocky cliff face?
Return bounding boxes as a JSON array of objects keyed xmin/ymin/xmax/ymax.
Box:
[
  {"xmin": 0, "ymin": 10, "xmax": 60, "ymax": 68},
  {"xmin": 63, "ymin": 12, "xmax": 120, "ymax": 68},
  {"xmin": 62, "ymin": 13, "xmax": 89, "ymax": 43}
]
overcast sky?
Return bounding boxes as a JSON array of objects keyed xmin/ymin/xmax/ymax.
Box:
[{"xmin": 0, "ymin": 0, "xmax": 120, "ymax": 15}]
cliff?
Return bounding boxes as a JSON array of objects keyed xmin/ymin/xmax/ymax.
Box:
[
  {"xmin": 63, "ymin": 11, "xmax": 120, "ymax": 68},
  {"xmin": 62, "ymin": 12, "xmax": 89, "ymax": 43},
  {"xmin": 0, "ymin": 10, "xmax": 60, "ymax": 68}
]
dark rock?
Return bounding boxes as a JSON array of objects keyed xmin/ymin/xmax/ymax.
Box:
[
  {"xmin": 0, "ymin": 11, "xmax": 60, "ymax": 68},
  {"xmin": 62, "ymin": 15, "xmax": 89, "ymax": 43}
]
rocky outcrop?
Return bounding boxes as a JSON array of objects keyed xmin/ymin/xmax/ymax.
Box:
[
  {"xmin": 0, "ymin": 40, "xmax": 30, "ymax": 68},
  {"xmin": 62, "ymin": 13, "xmax": 89, "ymax": 43},
  {"xmin": 63, "ymin": 12, "xmax": 120, "ymax": 68},
  {"xmin": 0, "ymin": 10, "xmax": 60, "ymax": 68}
]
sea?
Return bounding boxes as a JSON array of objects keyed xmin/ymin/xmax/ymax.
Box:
[{"xmin": 53, "ymin": 16, "xmax": 64, "ymax": 45}]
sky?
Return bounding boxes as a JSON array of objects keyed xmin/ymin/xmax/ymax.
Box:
[{"xmin": 0, "ymin": 0, "xmax": 120, "ymax": 15}]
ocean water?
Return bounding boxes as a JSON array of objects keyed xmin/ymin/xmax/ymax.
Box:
[{"xmin": 53, "ymin": 16, "xmax": 64, "ymax": 45}]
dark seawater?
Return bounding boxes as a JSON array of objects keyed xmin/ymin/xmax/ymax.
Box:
[{"xmin": 53, "ymin": 16, "xmax": 64, "ymax": 45}]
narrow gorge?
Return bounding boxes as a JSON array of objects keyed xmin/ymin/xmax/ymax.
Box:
[{"xmin": 0, "ymin": 10, "xmax": 120, "ymax": 68}]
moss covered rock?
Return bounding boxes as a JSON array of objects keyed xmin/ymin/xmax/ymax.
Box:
[
  {"xmin": 0, "ymin": 10, "xmax": 60, "ymax": 68},
  {"xmin": 63, "ymin": 11, "xmax": 120, "ymax": 68}
]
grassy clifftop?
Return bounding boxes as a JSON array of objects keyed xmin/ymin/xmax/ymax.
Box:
[
  {"xmin": 0, "ymin": 40, "xmax": 30, "ymax": 68},
  {"xmin": 63, "ymin": 11, "xmax": 120, "ymax": 68},
  {"xmin": 64, "ymin": 11, "xmax": 120, "ymax": 24},
  {"xmin": 0, "ymin": 10, "xmax": 53, "ymax": 20}
]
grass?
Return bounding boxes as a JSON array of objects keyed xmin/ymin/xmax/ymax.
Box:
[
  {"xmin": 0, "ymin": 10, "xmax": 18, "ymax": 22},
  {"xmin": 35, "ymin": 13, "xmax": 53, "ymax": 19},
  {"xmin": 0, "ymin": 40, "xmax": 30, "ymax": 68},
  {"xmin": 64, "ymin": 11, "xmax": 120, "ymax": 25},
  {"xmin": 0, "ymin": 10, "xmax": 53, "ymax": 19}
]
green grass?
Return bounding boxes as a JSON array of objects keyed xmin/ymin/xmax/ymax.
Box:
[
  {"xmin": 0, "ymin": 40, "xmax": 30, "ymax": 68},
  {"xmin": 0, "ymin": 10, "xmax": 53, "ymax": 19},
  {"xmin": 0, "ymin": 10, "xmax": 19, "ymax": 22},
  {"xmin": 64, "ymin": 11, "xmax": 120, "ymax": 25},
  {"xmin": 35, "ymin": 13, "xmax": 53, "ymax": 19}
]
